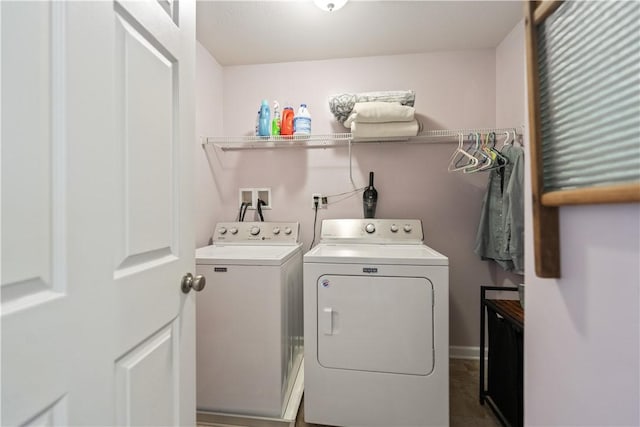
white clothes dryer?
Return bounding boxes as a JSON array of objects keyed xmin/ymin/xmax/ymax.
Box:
[
  {"xmin": 195, "ymin": 222, "xmax": 303, "ymax": 420},
  {"xmin": 303, "ymin": 219, "xmax": 449, "ymax": 427}
]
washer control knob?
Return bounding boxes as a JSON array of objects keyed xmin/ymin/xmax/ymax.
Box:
[
  {"xmin": 390, "ymin": 224, "xmax": 399, "ymax": 233},
  {"xmin": 403, "ymin": 224, "xmax": 413, "ymax": 233},
  {"xmin": 250, "ymin": 226, "xmax": 260, "ymax": 236},
  {"xmin": 284, "ymin": 227, "xmax": 292, "ymax": 235},
  {"xmin": 272, "ymin": 227, "xmax": 281, "ymax": 235},
  {"xmin": 365, "ymin": 223, "xmax": 376, "ymax": 234},
  {"xmin": 218, "ymin": 227, "xmax": 227, "ymax": 235},
  {"xmin": 230, "ymin": 227, "xmax": 238, "ymax": 235}
]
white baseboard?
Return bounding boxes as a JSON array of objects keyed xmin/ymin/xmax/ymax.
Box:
[{"xmin": 450, "ymin": 346, "xmax": 487, "ymax": 360}]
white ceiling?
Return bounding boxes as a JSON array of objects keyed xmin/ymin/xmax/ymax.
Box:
[{"xmin": 196, "ymin": 1, "xmax": 524, "ymax": 66}]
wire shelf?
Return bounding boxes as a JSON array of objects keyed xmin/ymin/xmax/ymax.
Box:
[
  {"xmin": 204, "ymin": 133, "xmax": 353, "ymax": 150},
  {"xmin": 203, "ymin": 127, "xmax": 522, "ymax": 151}
]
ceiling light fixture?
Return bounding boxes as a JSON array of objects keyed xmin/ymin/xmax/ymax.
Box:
[{"xmin": 313, "ymin": 0, "xmax": 348, "ymax": 12}]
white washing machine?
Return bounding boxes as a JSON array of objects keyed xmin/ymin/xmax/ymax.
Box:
[
  {"xmin": 303, "ymin": 219, "xmax": 449, "ymax": 427},
  {"xmin": 195, "ymin": 222, "xmax": 303, "ymax": 420}
]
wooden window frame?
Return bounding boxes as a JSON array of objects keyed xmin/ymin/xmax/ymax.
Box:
[{"xmin": 524, "ymin": 0, "xmax": 640, "ymax": 278}]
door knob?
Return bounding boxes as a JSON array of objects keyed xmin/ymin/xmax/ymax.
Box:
[{"xmin": 181, "ymin": 273, "xmax": 206, "ymax": 294}]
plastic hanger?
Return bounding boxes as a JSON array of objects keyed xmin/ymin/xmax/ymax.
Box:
[
  {"xmin": 473, "ymin": 133, "xmax": 498, "ymax": 172},
  {"xmin": 477, "ymin": 132, "xmax": 508, "ymax": 172},
  {"xmin": 455, "ymin": 133, "xmax": 484, "ymax": 170},
  {"xmin": 498, "ymin": 130, "xmax": 512, "ymax": 150},
  {"xmin": 463, "ymin": 133, "xmax": 493, "ymax": 173},
  {"xmin": 499, "ymin": 129, "xmax": 522, "ymax": 149},
  {"xmin": 448, "ymin": 133, "xmax": 479, "ymax": 172}
]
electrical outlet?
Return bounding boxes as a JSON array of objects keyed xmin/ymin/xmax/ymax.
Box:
[
  {"xmin": 239, "ymin": 187, "xmax": 272, "ymax": 210},
  {"xmin": 240, "ymin": 188, "xmax": 253, "ymax": 208},
  {"xmin": 312, "ymin": 193, "xmax": 327, "ymax": 209},
  {"xmin": 256, "ymin": 188, "xmax": 271, "ymax": 210}
]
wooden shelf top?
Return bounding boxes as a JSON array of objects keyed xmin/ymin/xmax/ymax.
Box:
[{"xmin": 485, "ymin": 299, "xmax": 524, "ymax": 330}]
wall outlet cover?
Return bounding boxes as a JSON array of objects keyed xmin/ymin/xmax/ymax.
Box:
[
  {"xmin": 312, "ymin": 193, "xmax": 327, "ymax": 209},
  {"xmin": 239, "ymin": 188, "xmax": 271, "ymax": 210}
]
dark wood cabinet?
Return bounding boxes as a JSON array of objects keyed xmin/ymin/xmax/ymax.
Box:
[{"xmin": 479, "ymin": 286, "xmax": 524, "ymax": 427}]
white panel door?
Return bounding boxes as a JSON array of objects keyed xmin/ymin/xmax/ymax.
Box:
[
  {"xmin": 1, "ymin": 1, "xmax": 197, "ymax": 425},
  {"xmin": 317, "ymin": 274, "xmax": 434, "ymax": 375}
]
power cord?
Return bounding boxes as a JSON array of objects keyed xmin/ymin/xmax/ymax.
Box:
[
  {"xmin": 309, "ymin": 197, "xmax": 319, "ymax": 250},
  {"xmin": 325, "ymin": 186, "xmax": 367, "ymax": 206},
  {"xmin": 237, "ymin": 202, "xmax": 247, "ymax": 221},
  {"xmin": 308, "ymin": 188, "xmax": 364, "ymax": 249},
  {"xmin": 326, "ymin": 186, "xmax": 367, "ymax": 198},
  {"xmin": 257, "ymin": 199, "xmax": 266, "ymax": 222},
  {"xmin": 238, "ymin": 202, "xmax": 249, "ymax": 221}
]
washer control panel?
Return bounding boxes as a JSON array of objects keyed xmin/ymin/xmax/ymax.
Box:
[
  {"xmin": 320, "ymin": 219, "xmax": 424, "ymax": 244},
  {"xmin": 213, "ymin": 222, "xmax": 300, "ymax": 244}
]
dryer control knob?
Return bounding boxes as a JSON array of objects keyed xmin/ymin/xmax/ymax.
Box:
[
  {"xmin": 272, "ymin": 227, "xmax": 281, "ymax": 235},
  {"xmin": 284, "ymin": 227, "xmax": 292, "ymax": 235},
  {"xmin": 218, "ymin": 227, "xmax": 227, "ymax": 235},
  {"xmin": 250, "ymin": 226, "xmax": 261, "ymax": 236},
  {"xmin": 365, "ymin": 223, "xmax": 376, "ymax": 234},
  {"xmin": 390, "ymin": 224, "xmax": 399, "ymax": 233},
  {"xmin": 403, "ymin": 224, "xmax": 413, "ymax": 233},
  {"xmin": 230, "ymin": 227, "xmax": 238, "ymax": 235}
]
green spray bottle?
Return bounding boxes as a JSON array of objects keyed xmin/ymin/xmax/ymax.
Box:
[{"xmin": 271, "ymin": 101, "xmax": 281, "ymax": 136}]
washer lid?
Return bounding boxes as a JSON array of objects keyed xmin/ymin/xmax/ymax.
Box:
[
  {"xmin": 304, "ymin": 244, "xmax": 448, "ymax": 266},
  {"xmin": 196, "ymin": 243, "xmax": 302, "ymax": 266}
]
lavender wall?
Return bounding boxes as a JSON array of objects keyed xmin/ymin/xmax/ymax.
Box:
[
  {"xmin": 195, "ymin": 42, "xmax": 224, "ymax": 247},
  {"xmin": 496, "ymin": 23, "xmax": 525, "ymax": 130},
  {"xmin": 524, "ymin": 203, "xmax": 640, "ymax": 426},
  {"xmin": 196, "ymin": 49, "xmax": 523, "ymax": 348},
  {"xmin": 493, "ymin": 20, "xmax": 640, "ymax": 427}
]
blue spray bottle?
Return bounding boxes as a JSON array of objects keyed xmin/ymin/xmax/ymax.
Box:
[{"xmin": 258, "ymin": 100, "xmax": 271, "ymax": 137}]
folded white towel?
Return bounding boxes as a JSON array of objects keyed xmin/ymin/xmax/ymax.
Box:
[
  {"xmin": 329, "ymin": 90, "xmax": 416, "ymax": 124},
  {"xmin": 343, "ymin": 102, "xmax": 416, "ymax": 128},
  {"xmin": 351, "ymin": 120, "xmax": 420, "ymax": 139}
]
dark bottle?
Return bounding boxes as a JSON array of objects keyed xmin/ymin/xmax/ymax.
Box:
[{"xmin": 363, "ymin": 171, "xmax": 378, "ymax": 218}]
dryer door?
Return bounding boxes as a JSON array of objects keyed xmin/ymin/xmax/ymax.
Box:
[{"xmin": 317, "ymin": 274, "xmax": 434, "ymax": 375}]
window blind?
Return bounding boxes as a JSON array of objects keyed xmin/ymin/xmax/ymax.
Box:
[{"xmin": 537, "ymin": 0, "xmax": 640, "ymax": 192}]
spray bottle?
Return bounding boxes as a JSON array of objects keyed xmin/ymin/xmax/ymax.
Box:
[
  {"xmin": 271, "ymin": 101, "xmax": 281, "ymax": 136},
  {"xmin": 257, "ymin": 99, "xmax": 270, "ymax": 137}
]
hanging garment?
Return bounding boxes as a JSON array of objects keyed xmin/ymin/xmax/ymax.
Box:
[
  {"xmin": 474, "ymin": 144, "xmax": 525, "ymax": 274},
  {"xmin": 502, "ymin": 145, "xmax": 525, "ymax": 272}
]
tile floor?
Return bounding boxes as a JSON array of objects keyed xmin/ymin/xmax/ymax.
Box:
[
  {"xmin": 198, "ymin": 359, "xmax": 501, "ymax": 427},
  {"xmin": 295, "ymin": 358, "xmax": 502, "ymax": 427},
  {"xmin": 448, "ymin": 358, "xmax": 502, "ymax": 427}
]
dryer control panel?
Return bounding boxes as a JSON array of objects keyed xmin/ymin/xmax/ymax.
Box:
[
  {"xmin": 213, "ymin": 222, "xmax": 300, "ymax": 244},
  {"xmin": 320, "ymin": 219, "xmax": 424, "ymax": 244}
]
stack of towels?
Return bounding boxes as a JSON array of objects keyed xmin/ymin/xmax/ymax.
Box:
[
  {"xmin": 344, "ymin": 102, "xmax": 420, "ymax": 139},
  {"xmin": 328, "ymin": 90, "xmax": 421, "ymax": 139}
]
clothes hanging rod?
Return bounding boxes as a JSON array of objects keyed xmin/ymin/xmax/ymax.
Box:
[
  {"xmin": 353, "ymin": 127, "xmax": 522, "ymax": 142},
  {"xmin": 348, "ymin": 126, "xmax": 523, "ymax": 184},
  {"xmin": 425, "ymin": 127, "xmax": 522, "ymax": 137}
]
